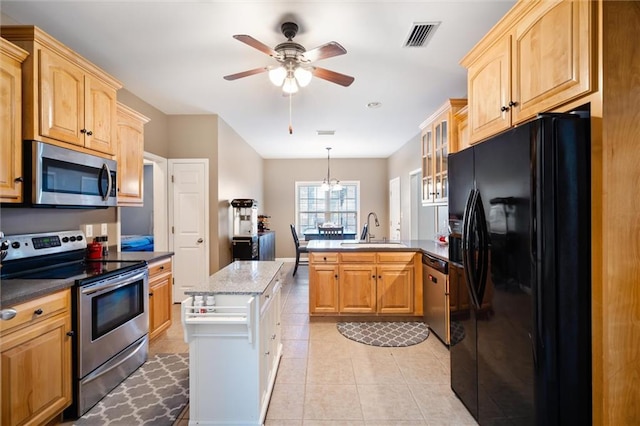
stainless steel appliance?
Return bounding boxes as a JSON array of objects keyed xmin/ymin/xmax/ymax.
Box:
[
  {"xmin": 422, "ymin": 253, "xmax": 449, "ymax": 344},
  {"xmin": 448, "ymin": 110, "xmax": 592, "ymax": 425},
  {"xmin": 24, "ymin": 140, "xmax": 117, "ymax": 208},
  {"xmin": 0, "ymin": 230, "xmax": 148, "ymax": 418}
]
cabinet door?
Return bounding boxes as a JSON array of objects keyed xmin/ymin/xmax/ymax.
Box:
[
  {"xmin": 468, "ymin": 34, "xmax": 512, "ymax": 144},
  {"xmin": 339, "ymin": 264, "xmax": 376, "ymax": 313},
  {"xmin": 39, "ymin": 49, "xmax": 85, "ymax": 146},
  {"xmin": 512, "ymin": 0, "xmax": 593, "ymax": 124},
  {"xmin": 149, "ymin": 273, "xmax": 172, "ymax": 340},
  {"xmin": 309, "ymin": 264, "xmax": 339, "ymax": 313},
  {"xmin": 116, "ymin": 106, "xmax": 145, "ymax": 204},
  {"xmin": 0, "ymin": 46, "xmax": 24, "ymax": 202},
  {"xmin": 455, "ymin": 107, "xmax": 470, "ymax": 152},
  {"xmin": 421, "ymin": 128, "xmax": 434, "ymax": 203},
  {"xmin": 377, "ymin": 265, "xmax": 414, "ymax": 314},
  {"xmin": 1, "ymin": 314, "xmax": 72, "ymax": 426},
  {"xmin": 84, "ymin": 76, "xmax": 117, "ymax": 154}
]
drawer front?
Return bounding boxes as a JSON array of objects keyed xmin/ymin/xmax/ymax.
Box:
[
  {"xmin": 339, "ymin": 252, "xmax": 376, "ymax": 263},
  {"xmin": 148, "ymin": 257, "xmax": 172, "ymax": 277},
  {"xmin": 376, "ymin": 252, "xmax": 417, "ymax": 264},
  {"xmin": 309, "ymin": 252, "xmax": 339, "ymax": 264},
  {"xmin": 0, "ymin": 289, "xmax": 70, "ymax": 335}
]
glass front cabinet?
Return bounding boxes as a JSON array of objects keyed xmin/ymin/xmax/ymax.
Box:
[{"xmin": 420, "ymin": 99, "xmax": 467, "ymax": 205}]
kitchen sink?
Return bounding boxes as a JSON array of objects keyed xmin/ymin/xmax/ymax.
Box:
[{"xmin": 340, "ymin": 241, "xmax": 407, "ymax": 248}]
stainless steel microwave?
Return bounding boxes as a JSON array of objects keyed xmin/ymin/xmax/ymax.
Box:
[{"xmin": 25, "ymin": 141, "xmax": 117, "ymax": 208}]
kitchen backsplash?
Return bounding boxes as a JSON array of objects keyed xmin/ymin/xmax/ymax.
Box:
[{"xmin": 0, "ymin": 207, "xmax": 117, "ymax": 238}]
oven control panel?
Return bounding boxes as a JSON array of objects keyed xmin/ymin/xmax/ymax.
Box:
[{"xmin": 1, "ymin": 230, "xmax": 87, "ymax": 262}]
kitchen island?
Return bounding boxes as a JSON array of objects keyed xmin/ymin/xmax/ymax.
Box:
[
  {"xmin": 181, "ymin": 260, "xmax": 284, "ymax": 426},
  {"xmin": 306, "ymin": 239, "xmax": 447, "ymax": 317}
]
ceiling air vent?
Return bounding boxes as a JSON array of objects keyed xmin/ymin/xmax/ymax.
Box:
[{"xmin": 404, "ymin": 22, "xmax": 441, "ymax": 48}]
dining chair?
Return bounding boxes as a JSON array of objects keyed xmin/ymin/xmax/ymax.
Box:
[
  {"xmin": 290, "ymin": 224, "xmax": 308, "ymax": 276},
  {"xmin": 318, "ymin": 226, "xmax": 344, "ymax": 240}
]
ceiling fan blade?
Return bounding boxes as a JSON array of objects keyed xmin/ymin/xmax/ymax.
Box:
[
  {"xmin": 312, "ymin": 67, "xmax": 355, "ymax": 87},
  {"xmin": 233, "ymin": 35, "xmax": 278, "ymax": 57},
  {"xmin": 223, "ymin": 67, "xmax": 268, "ymax": 81},
  {"xmin": 303, "ymin": 42, "xmax": 347, "ymax": 62}
]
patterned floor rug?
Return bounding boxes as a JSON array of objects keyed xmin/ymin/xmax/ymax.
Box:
[
  {"xmin": 74, "ymin": 353, "xmax": 189, "ymax": 426},
  {"xmin": 337, "ymin": 322, "xmax": 429, "ymax": 347}
]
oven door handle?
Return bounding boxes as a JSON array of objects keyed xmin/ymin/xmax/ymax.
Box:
[{"xmin": 81, "ymin": 269, "xmax": 147, "ymax": 296}]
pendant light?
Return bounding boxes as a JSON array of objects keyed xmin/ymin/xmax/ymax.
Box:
[{"xmin": 321, "ymin": 147, "xmax": 342, "ymax": 191}]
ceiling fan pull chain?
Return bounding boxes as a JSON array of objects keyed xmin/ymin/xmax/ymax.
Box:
[{"xmin": 289, "ymin": 92, "xmax": 293, "ymax": 134}]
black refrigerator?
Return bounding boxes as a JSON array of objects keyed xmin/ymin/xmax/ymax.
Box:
[{"xmin": 448, "ymin": 111, "xmax": 592, "ymax": 425}]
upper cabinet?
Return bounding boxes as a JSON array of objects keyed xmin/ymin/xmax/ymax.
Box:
[
  {"xmin": 0, "ymin": 38, "xmax": 29, "ymax": 203},
  {"xmin": 420, "ymin": 99, "xmax": 467, "ymax": 205},
  {"xmin": 461, "ymin": 0, "xmax": 594, "ymax": 144},
  {"xmin": 116, "ymin": 103, "xmax": 149, "ymax": 206},
  {"xmin": 1, "ymin": 26, "xmax": 122, "ymax": 156}
]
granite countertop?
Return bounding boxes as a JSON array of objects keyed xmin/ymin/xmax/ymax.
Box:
[
  {"xmin": 185, "ymin": 260, "xmax": 284, "ymax": 296},
  {"xmin": 306, "ymin": 239, "xmax": 449, "ymax": 261},
  {"xmin": 0, "ymin": 251, "xmax": 174, "ymax": 308}
]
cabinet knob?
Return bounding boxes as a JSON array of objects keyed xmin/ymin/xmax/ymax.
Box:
[
  {"xmin": 335, "ymin": 274, "xmax": 338, "ymax": 279},
  {"xmin": 159, "ymin": 265, "xmax": 165, "ymax": 270},
  {"xmin": 80, "ymin": 128, "xmax": 87, "ymax": 134},
  {"xmin": 500, "ymin": 105, "xmax": 510, "ymax": 112},
  {"xmin": 1, "ymin": 308, "xmax": 17, "ymax": 321},
  {"xmin": 149, "ymin": 293, "xmax": 154, "ymax": 297},
  {"xmin": 14, "ymin": 176, "xmax": 23, "ymax": 183},
  {"xmin": 372, "ymin": 275, "xmax": 376, "ymax": 279},
  {"xmin": 86, "ymin": 130, "xmax": 93, "ymax": 136},
  {"xmin": 378, "ymin": 275, "xmax": 382, "ymax": 279},
  {"xmin": 66, "ymin": 331, "xmax": 75, "ymax": 337},
  {"xmin": 508, "ymin": 100, "xmax": 518, "ymax": 107},
  {"xmin": 34, "ymin": 308, "xmax": 43, "ymax": 315}
]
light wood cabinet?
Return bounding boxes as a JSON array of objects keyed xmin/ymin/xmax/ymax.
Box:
[
  {"xmin": 148, "ymin": 257, "xmax": 173, "ymax": 340},
  {"xmin": 0, "ymin": 38, "xmax": 28, "ymax": 203},
  {"xmin": 116, "ymin": 103, "xmax": 149, "ymax": 206},
  {"xmin": 462, "ymin": 0, "xmax": 593, "ymax": 144},
  {"xmin": 1, "ymin": 26, "xmax": 122, "ymax": 156},
  {"xmin": 420, "ymin": 99, "xmax": 467, "ymax": 204},
  {"xmin": 454, "ymin": 105, "xmax": 470, "ymax": 152},
  {"xmin": 0, "ymin": 289, "xmax": 72, "ymax": 426},
  {"xmin": 309, "ymin": 251, "xmax": 420, "ymax": 316}
]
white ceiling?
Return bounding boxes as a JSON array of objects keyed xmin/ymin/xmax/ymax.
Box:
[{"xmin": 1, "ymin": 0, "xmax": 514, "ymax": 159}]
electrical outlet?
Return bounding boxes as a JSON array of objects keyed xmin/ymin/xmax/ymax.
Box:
[
  {"xmin": 85, "ymin": 225, "xmax": 93, "ymax": 238},
  {"xmin": 101, "ymin": 223, "xmax": 108, "ymax": 235}
]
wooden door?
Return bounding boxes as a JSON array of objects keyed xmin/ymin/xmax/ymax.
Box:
[
  {"xmin": 467, "ymin": 34, "xmax": 512, "ymax": 144},
  {"xmin": 0, "ymin": 41, "xmax": 26, "ymax": 202},
  {"xmin": 149, "ymin": 273, "xmax": 172, "ymax": 340},
  {"xmin": 38, "ymin": 49, "xmax": 85, "ymax": 146},
  {"xmin": 376, "ymin": 264, "xmax": 414, "ymax": 314},
  {"xmin": 84, "ymin": 75, "xmax": 117, "ymax": 154},
  {"xmin": 339, "ymin": 264, "xmax": 376, "ymax": 313},
  {"xmin": 116, "ymin": 103, "xmax": 148, "ymax": 205},
  {"xmin": 309, "ymin": 264, "xmax": 339, "ymax": 314},
  {"xmin": 1, "ymin": 315, "xmax": 72, "ymax": 426},
  {"xmin": 511, "ymin": 0, "xmax": 593, "ymax": 124}
]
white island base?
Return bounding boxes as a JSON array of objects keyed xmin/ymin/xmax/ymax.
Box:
[{"xmin": 182, "ymin": 261, "xmax": 283, "ymax": 425}]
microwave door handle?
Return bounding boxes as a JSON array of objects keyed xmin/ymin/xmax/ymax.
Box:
[{"xmin": 98, "ymin": 163, "xmax": 113, "ymax": 201}]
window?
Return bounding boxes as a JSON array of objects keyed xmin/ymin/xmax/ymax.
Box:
[{"xmin": 295, "ymin": 181, "xmax": 360, "ymax": 234}]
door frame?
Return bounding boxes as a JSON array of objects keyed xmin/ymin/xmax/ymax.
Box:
[{"xmin": 389, "ymin": 176, "xmax": 401, "ymax": 240}]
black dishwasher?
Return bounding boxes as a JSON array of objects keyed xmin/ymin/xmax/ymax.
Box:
[{"xmin": 422, "ymin": 253, "xmax": 449, "ymax": 345}]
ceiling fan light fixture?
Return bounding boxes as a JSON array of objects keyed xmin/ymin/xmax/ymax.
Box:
[
  {"xmin": 268, "ymin": 66, "xmax": 286, "ymax": 86},
  {"xmin": 282, "ymin": 76, "xmax": 299, "ymax": 94},
  {"xmin": 294, "ymin": 66, "xmax": 312, "ymax": 87}
]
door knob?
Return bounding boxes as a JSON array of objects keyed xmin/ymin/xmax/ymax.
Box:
[{"xmin": 197, "ymin": 238, "xmax": 204, "ymax": 243}]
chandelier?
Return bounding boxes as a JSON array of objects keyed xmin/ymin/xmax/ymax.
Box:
[{"xmin": 321, "ymin": 147, "xmax": 342, "ymax": 192}]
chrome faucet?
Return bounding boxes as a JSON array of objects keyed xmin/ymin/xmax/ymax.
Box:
[{"xmin": 366, "ymin": 212, "xmax": 380, "ymax": 242}]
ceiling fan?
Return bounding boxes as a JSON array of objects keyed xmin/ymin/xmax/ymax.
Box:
[{"xmin": 223, "ymin": 22, "xmax": 355, "ymax": 93}]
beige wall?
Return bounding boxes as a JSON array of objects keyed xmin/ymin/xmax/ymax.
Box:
[
  {"xmin": 217, "ymin": 117, "xmax": 264, "ymax": 268},
  {"xmin": 264, "ymin": 158, "xmax": 388, "ymax": 258},
  {"xmin": 387, "ymin": 132, "xmax": 421, "ymax": 240}
]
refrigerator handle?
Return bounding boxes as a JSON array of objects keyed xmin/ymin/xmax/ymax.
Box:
[
  {"xmin": 462, "ymin": 189, "xmax": 481, "ymax": 309},
  {"xmin": 474, "ymin": 191, "xmax": 489, "ymax": 307}
]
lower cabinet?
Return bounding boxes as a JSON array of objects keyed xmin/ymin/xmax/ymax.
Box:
[
  {"xmin": 258, "ymin": 231, "xmax": 276, "ymax": 261},
  {"xmin": 148, "ymin": 257, "xmax": 173, "ymax": 340},
  {"xmin": 0, "ymin": 289, "xmax": 72, "ymax": 426},
  {"xmin": 310, "ymin": 251, "xmax": 420, "ymax": 316}
]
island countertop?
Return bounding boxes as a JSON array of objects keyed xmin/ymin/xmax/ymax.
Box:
[
  {"xmin": 184, "ymin": 260, "xmax": 284, "ymax": 296},
  {"xmin": 306, "ymin": 239, "xmax": 449, "ymax": 261}
]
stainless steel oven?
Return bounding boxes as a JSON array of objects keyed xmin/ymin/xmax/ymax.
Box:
[
  {"xmin": 0, "ymin": 230, "xmax": 149, "ymax": 418},
  {"xmin": 75, "ymin": 267, "xmax": 149, "ymax": 416}
]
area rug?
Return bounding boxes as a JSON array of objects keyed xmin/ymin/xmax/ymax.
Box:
[
  {"xmin": 74, "ymin": 353, "xmax": 189, "ymax": 426},
  {"xmin": 337, "ymin": 322, "xmax": 429, "ymax": 347}
]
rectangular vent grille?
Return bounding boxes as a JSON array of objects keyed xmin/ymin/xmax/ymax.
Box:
[{"xmin": 404, "ymin": 22, "xmax": 440, "ymax": 48}]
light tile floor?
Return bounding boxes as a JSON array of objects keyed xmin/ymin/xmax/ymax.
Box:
[{"xmin": 167, "ymin": 262, "xmax": 478, "ymax": 426}]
